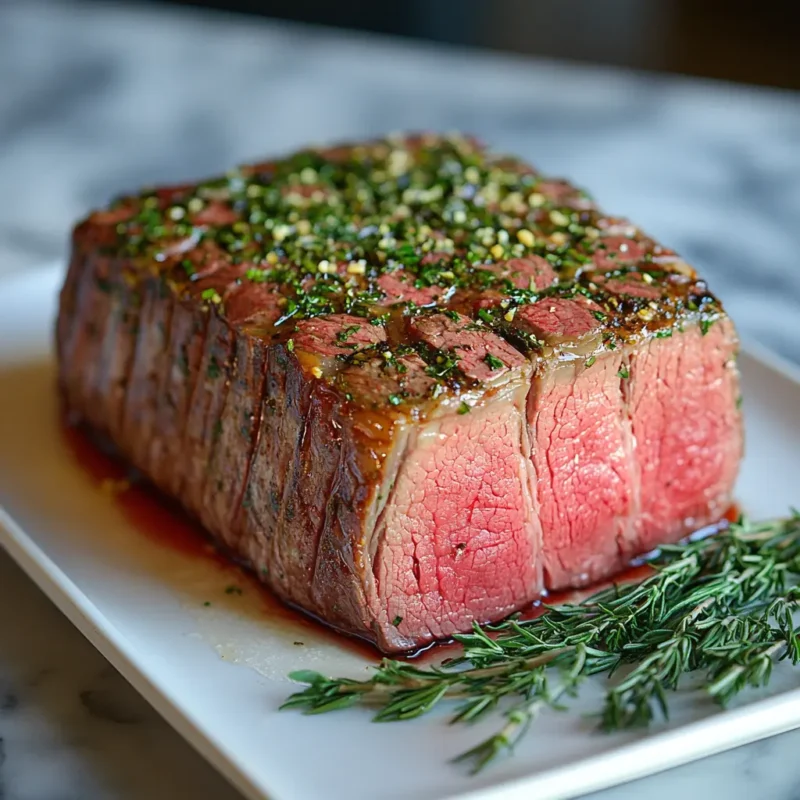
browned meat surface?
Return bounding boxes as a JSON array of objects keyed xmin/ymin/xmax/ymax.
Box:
[{"xmin": 57, "ymin": 134, "xmax": 743, "ymax": 652}]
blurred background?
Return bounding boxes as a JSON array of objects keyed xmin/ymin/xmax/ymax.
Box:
[
  {"xmin": 0, "ymin": 2, "xmax": 800, "ymax": 800},
  {"xmin": 130, "ymin": 0, "xmax": 800, "ymax": 90}
]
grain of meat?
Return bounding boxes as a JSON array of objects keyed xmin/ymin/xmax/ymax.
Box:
[{"xmin": 57, "ymin": 134, "xmax": 743, "ymax": 652}]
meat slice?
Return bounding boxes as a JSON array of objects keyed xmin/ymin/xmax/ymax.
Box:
[
  {"xmin": 376, "ymin": 271, "xmax": 443, "ymax": 307},
  {"xmin": 626, "ymin": 320, "xmax": 742, "ymax": 557},
  {"xmin": 56, "ymin": 133, "xmax": 743, "ymax": 652},
  {"xmin": 515, "ymin": 296, "xmax": 602, "ymax": 342},
  {"xmin": 369, "ymin": 372, "xmax": 539, "ymax": 649},
  {"xmin": 512, "ymin": 298, "xmax": 634, "ymax": 587},
  {"xmin": 476, "ymin": 256, "xmax": 557, "ymax": 291}
]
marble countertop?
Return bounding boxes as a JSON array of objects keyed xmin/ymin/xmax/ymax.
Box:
[{"xmin": 1, "ymin": 1, "xmax": 800, "ymax": 797}]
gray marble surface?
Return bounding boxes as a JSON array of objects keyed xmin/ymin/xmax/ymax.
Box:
[{"xmin": 1, "ymin": 1, "xmax": 800, "ymax": 798}]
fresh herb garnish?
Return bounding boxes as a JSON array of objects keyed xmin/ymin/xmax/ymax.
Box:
[
  {"xmin": 617, "ymin": 365, "xmax": 629, "ymax": 379},
  {"xmin": 283, "ymin": 513, "xmax": 800, "ymax": 773}
]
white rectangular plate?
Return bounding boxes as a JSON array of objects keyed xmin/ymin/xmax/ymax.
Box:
[{"xmin": 3, "ymin": 264, "xmax": 800, "ymax": 800}]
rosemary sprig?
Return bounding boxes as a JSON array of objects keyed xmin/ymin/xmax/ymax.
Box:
[{"xmin": 282, "ymin": 513, "xmax": 800, "ymax": 772}]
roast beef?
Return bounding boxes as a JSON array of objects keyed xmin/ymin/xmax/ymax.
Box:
[{"xmin": 57, "ymin": 134, "xmax": 743, "ymax": 652}]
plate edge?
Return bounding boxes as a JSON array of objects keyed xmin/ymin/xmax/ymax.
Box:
[{"xmin": 0, "ymin": 505, "xmax": 272, "ymax": 800}]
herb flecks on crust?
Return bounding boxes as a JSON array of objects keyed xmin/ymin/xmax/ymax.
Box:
[{"xmin": 92, "ymin": 133, "xmax": 723, "ymax": 403}]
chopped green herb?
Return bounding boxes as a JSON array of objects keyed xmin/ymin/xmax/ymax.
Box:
[
  {"xmin": 388, "ymin": 394, "xmax": 403, "ymax": 406},
  {"xmin": 425, "ymin": 350, "xmax": 461, "ymax": 380},
  {"xmin": 618, "ymin": 366, "xmax": 629, "ymax": 379},
  {"xmin": 585, "ymin": 355, "xmax": 596, "ymax": 368},
  {"xmin": 392, "ymin": 616, "xmax": 403, "ymax": 626},
  {"xmin": 458, "ymin": 401, "xmax": 471, "ymax": 415},
  {"xmin": 225, "ymin": 585, "xmax": 243, "ymax": 596},
  {"xmin": 182, "ymin": 259, "xmax": 196, "ymax": 277},
  {"xmin": 336, "ymin": 324, "xmax": 361, "ymax": 342},
  {"xmin": 484, "ymin": 353, "xmax": 505, "ymax": 371},
  {"xmin": 94, "ymin": 134, "xmax": 726, "ymax": 394},
  {"xmin": 245, "ymin": 267, "xmax": 268, "ymax": 283},
  {"xmin": 207, "ymin": 356, "xmax": 222, "ymax": 379}
]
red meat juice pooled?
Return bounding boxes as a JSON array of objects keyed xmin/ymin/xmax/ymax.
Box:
[
  {"xmin": 61, "ymin": 418, "xmax": 740, "ymax": 664},
  {"xmin": 59, "ymin": 419, "xmax": 377, "ymax": 659}
]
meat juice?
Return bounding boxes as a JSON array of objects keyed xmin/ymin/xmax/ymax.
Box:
[{"xmin": 61, "ymin": 419, "xmax": 376, "ymax": 659}]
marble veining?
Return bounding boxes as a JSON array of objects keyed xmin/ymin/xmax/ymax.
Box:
[{"xmin": 1, "ymin": 0, "xmax": 800, "ymax": 798}]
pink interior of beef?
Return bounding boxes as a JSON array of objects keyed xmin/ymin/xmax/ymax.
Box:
[
  {"xmin": 528, "ymin": 351, "xmax": 635, "ymax": 589},
  {"xmin": 476, "ymin": 256, "xmax": 558, "ymax": 291},
  {"xmin": 371, "ymin": 389, "xmax": 540, "ymax": 650},
  {"xmin": 627, "ymin": 320, "xmax": 742, "ymax": 556},
  {"xmin": 367, "ymin": 311, "xmax": 741, "ymax": 646}
]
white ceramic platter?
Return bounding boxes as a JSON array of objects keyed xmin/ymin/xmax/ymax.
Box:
[{"xmin": 2, "ymin": 264, "xmax": 800, "ymax": 800}]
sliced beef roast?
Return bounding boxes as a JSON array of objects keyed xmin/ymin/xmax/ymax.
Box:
[{"xmin": 57, "ymin": 134, "xmax": 743, "ymax": 652}]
